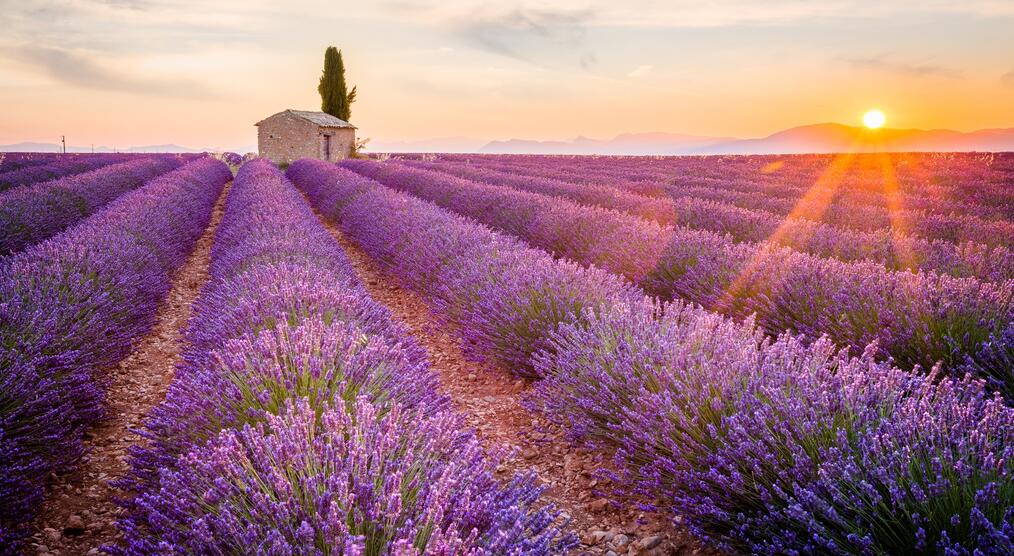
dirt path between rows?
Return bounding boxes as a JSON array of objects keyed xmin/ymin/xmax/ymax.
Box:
[
  {"xmin": 317, "ymin": 215, "xmax": 707, "ymax": 556},
  {"xmin": 27, "ymin": 183, "xmax": 230, "ymax": 555}
]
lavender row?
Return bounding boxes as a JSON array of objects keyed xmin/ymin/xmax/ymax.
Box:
[
  {"xmin": 532, "ymin": 303, "xmax": 1014, "ymax": 554},
  {"xmin": 0, "ymin": 158, "xmax": 230, "ymax": 549},
  {"xmin": 0, "ymin": 156, "xmax": 186, "ymax": 255},
  {"xmin": 344, "ymin": 159, "xmax": 1014, "ymax": 394},
  {"xmin": 116, "ymin": 159, "xmax": 572, "ymax": 554},
  {"xmin": 406, "ymin": 158, "xmax": 1014, "ymax": 281},
  {"xmin": 451, "ymin": 151, "xmax": 1014, "ymax": 195},
  {"xmin": 470, "ymin": 155, "xmax": 1014, "ymax": 244},
  {"xmin": 450, "ymin": 155, "xmax": 1014, "ymax": 246},
  {"xmin": 0, "ymin": 153, "xmax": 59, "ymax": 174},
  {"xmin": 290, "ymin": 158, "xmax": 1013, "ymax": 554},
  {"xmin": 445, "ymin": 153, "xmax": 1014, "ymax": 221},
  {"xmin": 0, "ymin": 153, "xmax": 136, "ymax": 193},
  {"xmin": 289, "ymin": 160, "xmax": 642, "ymax": 376},
  {"xmin": 661, "ymin": 152, "xmax": 1014, "ymax": 213},
  {"xmin": 556, "ymin": 171, "xmax": 1014, "ymax": 248},
  {"xmin": 420, "ymin": 155, "xmax": 1014, "ymax": 249}
]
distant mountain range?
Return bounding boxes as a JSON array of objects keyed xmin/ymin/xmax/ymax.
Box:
[
  {"xmin": 699, "ymin": 124, "xmax": 1014, "ymax": 155},
  {"xmin": 6, "ymin": 124, "xmax": 1014, "ymax": 156},
  {"xmin": 473, "ymin": 124, "xmax": 1014, "ymax": 155},
  {"xmin": 0, "ymin": 142, "xmax": 256, "ymax": 154}
]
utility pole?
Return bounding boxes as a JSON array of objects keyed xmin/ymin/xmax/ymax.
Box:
[
  {"xmin": 61, "ymin": 135, "xmax": 66, "ymax": 154},
  {"xmin": 91, "ymin": 144, "xmax": 94, "ymax": 153}
]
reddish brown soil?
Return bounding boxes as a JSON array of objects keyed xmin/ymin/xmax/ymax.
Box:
[
  {"xmin": 27, "ymin": 184, "xmax": 229, "ymax": 555},
  {"xmin": 320, "ymin": 218, "xmax": 709, "ymax": 556}
]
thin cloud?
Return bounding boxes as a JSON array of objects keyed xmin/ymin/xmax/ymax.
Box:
[
  {"xmin": 94, "ymin": 0, "xmax": 153, "ymax": 9},
  {"xmin": 382, "ymin": 1, "xmax": 1014, "ymax": 29},
  {"xmin": 628, "ymin": 64, "xmax": 653, "ymax": 78},
  {"xmin": 841, "ymin": 55, "xmax": 961, "ymax": 78},
  {"xmin": 2, "ymin": 0, "xmax": 262, "ymax": 54},
  {"xmin": 9, "ymin": 46, "xmax": 221, "ymax": 99},
  {"xmin": 450, "ymin": 6, "xmax": 596, "ymax": 66},
  {"xmin": 1003, "ymin": 69, "xmax": 1014, "ymax": 85}
]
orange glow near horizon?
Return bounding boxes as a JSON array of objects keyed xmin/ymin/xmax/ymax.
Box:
[
  {"xmin": 713, "ymin": 149, "xmax": 950, "ymax": 324},
  {"xmin": 876, "ymin": 152, "xmax": 917, "ymax": 273},
  {"xmin": 1, "ymin": 2, "xmax": 1013, "ymax": 149},
  {"xmin": 715, "ymin": 150, "xmax": 860, "ymax": 315},
  {"xmin": 701, "ymin": 146, "xmax": 964, "ymax": 324}
]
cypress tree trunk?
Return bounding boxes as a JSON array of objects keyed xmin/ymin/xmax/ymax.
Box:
[{"xmin": 318, "ymin": 47, "xmax": 356, "ymax": 121}]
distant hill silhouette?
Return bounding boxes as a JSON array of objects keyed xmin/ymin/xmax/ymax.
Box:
[
  {"xmin": 476, "ymin": 124, "xmax": 1014, "ymax": 155},
  {"xmin": 6, "ymin": 124, "xmax": 1014, "ymax": 156},
  {"xmin": 699, "ymin": 123, "xmax": 1014, "ymax": 154}
]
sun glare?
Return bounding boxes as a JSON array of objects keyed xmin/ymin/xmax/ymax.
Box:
[{"xmin": 863, "ymin": 109, "xmax": 886, "ymax": 129}]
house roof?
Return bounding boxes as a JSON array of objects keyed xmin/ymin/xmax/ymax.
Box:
[{"xmin": 255, "ymin": 109, "xmax": 356, "ymax": 129}]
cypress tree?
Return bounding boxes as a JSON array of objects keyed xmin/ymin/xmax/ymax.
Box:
[{"xmin": 318, "ymin": 46, "xmax": 356, "ymax": 122}]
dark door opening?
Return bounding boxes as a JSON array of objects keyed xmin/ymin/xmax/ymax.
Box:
[{"xmin": 323, "ymin": 135, "xmax": 332, "ymax": 160}]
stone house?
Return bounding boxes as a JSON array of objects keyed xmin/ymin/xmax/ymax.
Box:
[{"xmin": 255, "ymin": 109, "xmax": 356, "ymax": 164}]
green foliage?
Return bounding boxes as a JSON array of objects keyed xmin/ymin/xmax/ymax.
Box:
[
  {"xmin": 318, "ymin": 46, "xmax": 357, "ymax": 122},
  {"xmin": 352, "ymin": 137, "xmax": 370, "ymax": 158}
]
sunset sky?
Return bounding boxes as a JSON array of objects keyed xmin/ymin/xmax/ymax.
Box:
[{"xmin": 1, "ymin": 0, "xmax": 1013, "ymax": 150}]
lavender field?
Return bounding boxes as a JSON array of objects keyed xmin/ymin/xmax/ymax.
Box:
[{"xmin": 2, "ymin": 152, "xmax": 1012, "ymax": 554}]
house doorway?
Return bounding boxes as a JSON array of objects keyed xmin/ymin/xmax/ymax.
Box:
[{"xmin": 323, "ymin": 135, "xmax": 332, "ymax": 160}]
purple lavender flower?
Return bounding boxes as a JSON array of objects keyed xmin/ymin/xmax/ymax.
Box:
[
  {"xmin": 422, "ymin": 152, "xmax": 1014, "ymax": 235},
  {"xmin": 405, "ymin": 158, "xmax": 1014, "ymax": 281},
  {"xmin": 290, "ymin": 156, "xmax": 1012, "ymax": 554},
  {"xmin": 0, "ymin": 157, "xmax": 229, "ymax": 548},
  {"xmin": 289, "ymin": 159, "xmax": 643, "ymax": 376},
  {"xmin": 119, "ymin": 159, "xmax": 574, "ymax": 553},
  {"xmin": 532, "ymin": 300, "xmax": 1014, "ymax": 554},
  {"xmin": 0, "ymin": 156, "xmax": 186, "ymax": 254},
  {"xmin": 338, "ymin": 158, "xmax": 1014, "ymax": 390},
  {"xmin": 0, "ymin": 153, "xmax": 136, "ymax": 193},
  {"xmin": 119, "ymin": 398, "xmax": 571, "ymax": 555},
  {"xmin": 0, "ymin": 153, "xmax": 63, "ymax": 174},
  {"xmin": 220, "ymin": 151, "xmax": 244, "ymax": 166}
]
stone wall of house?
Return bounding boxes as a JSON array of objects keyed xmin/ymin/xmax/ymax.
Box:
[
  {"xmin": 324, "ymin": 128, "xmax": 357, "ymax": 161},
  {"xmin": 258, "ymin": 114, "xmax": 356, "ymax": 164},
  {"xmin": 258, "ymin": 114, "xmax": 317, "ymax": 164}
]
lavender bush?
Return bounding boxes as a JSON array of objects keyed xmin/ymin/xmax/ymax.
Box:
[
  {"xmin": 435, "ymin": 153, "xmax": 1014, "ymax": 226},
  {"xmin": 119, "ymin": 159, "xmax": 573, "ymax": 554},
  {"xmin": 0, "ymin": 156, "xmax": 184, "ymax": 254},
  {"xmin": 442, "ymin": 153, "xmax": 1014, "ymax": 245},
  {"xmin": 0, "ymin": 153, "xmax": 133, "ymax": 193},
  {"xmin": 0, "ymin": 153, "xmax": 58, "ymax": 174},
  {"xmin": 409, "ymin": 158, "xmax": 1014, "ymax": 282},
  {"xmin": 341, "ymin": 159, "xmax": 1014, "ymax": 390},
  {"xmin": 121, "ymin": 398, "xmax": 566, "ymax": 555},
  {"xmin": 962, "ymin": 322, "xmax": 1014, "ymax": 400},
  {"xmin": 123, "ymin": 158, "xmax": 438, "ymax": 487},
  {"xmin": 532, "ymin": 300, "xmax": 1014, "ymax": 554},
  {"xmin": 0, "ymin": 157, "xmax": 229, "ymax": 548},
  {"xmin": 293, "ymin": 158, "xmax": 1012, "ymax": 553},
  {"xmin": 220, "ymin": 151, "xmax": 244, "ymax": 166},
  {"xmin": 289, "ymin": 159, "xmax": 643, "ymax": 376}
]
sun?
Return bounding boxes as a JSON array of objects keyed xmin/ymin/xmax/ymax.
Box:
[{"xmin": 863, "ymin": 109, "xmax": 886, "ymax": 129}]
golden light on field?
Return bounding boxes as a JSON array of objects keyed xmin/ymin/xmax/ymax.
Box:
[{"xmin": 863, "ymin": 109, "xmax": 886, "ymax": 129}]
